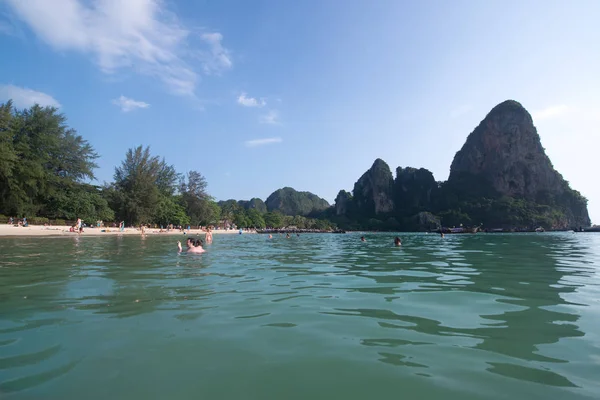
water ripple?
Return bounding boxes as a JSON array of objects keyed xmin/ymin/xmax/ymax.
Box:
[{"xmin": 0, "ymin": 232, "xmax": 599, "ymax": 399}]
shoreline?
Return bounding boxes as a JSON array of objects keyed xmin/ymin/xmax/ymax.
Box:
[{"xmin": 0, "ymin": 224, "xmax": 252, "ymax": 238}]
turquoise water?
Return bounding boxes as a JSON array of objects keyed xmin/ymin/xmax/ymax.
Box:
[{"xmin": 0, "ymin": 233, "xmax": 599, "ymax": 399}]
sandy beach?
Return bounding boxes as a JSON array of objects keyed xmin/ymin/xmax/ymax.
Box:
[{"xmin": 0, "ymin": 224, "xmax": 251, "ymax": 237}]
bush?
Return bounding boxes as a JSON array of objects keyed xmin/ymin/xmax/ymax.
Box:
[
  {"xmin": 52, "ymin": 219, "xmax": 67, "ymax": 226},
  {"xmin": 0, "ymin": 214, "xmax": 7, "ymax": 224},
  {"xmin": 28, "ymin": 217, "xmax": 49, "ymax": 225}
]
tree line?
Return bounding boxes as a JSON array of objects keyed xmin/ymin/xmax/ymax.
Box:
[{"xmin": 0, "ymin": 101, "xmax": 337, "ymax": 230}]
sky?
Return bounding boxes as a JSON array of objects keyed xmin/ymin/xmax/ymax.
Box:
[{"xmin": 1, "ymin": 0, "xmax": 599, "ymax": 223}]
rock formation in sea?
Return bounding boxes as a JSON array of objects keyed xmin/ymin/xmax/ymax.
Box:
[
  {"xmin": 394, "ymin": 167, "xmax": 438, "ymax": 215},
  {"xmin": 351, "ymin": 158, "xmax": 395, "ymax": 216},
  {"xmin": 334, "ymin": 190, "xmax": 353, "ymax": 216},
  {"xmin": 447, "ymin": 100, "xmax": 590, "ymax": 228},
  {"xmin": 450, "ymin": 100, "xmax": 560, "ymax": 198},
  {"xmin": 265, "ymin": 187, "xmax": 330, "ymax": 216},
  {"xmin": 330, "ymin": 100, "xmax": 590, "ymax": 230}
]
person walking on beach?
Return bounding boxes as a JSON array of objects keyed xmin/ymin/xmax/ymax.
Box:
[{"xmin": 119, "ymin": 221, "xmax": 125, "ymax": 232}]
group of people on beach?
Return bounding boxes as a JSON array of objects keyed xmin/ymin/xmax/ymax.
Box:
[{"xmin": 7, "ymin": 217, "xmax": 27, "ymax": 227}]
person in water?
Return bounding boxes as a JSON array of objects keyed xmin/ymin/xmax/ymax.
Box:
[
  {"xmin": 360, "ymin": 236, "xmax": 366, "ymax": 242},
  {"xmin": 178, "ymin": 238, "xmax": 205, "ymax": 253},
  {"xmin": 286, "ymin": 233, "xmax": 291, "ymax": 239},
  {"xmin": 394, "ymin": 237, "xmax": 402, "ymax": 246},
  {"xmin": 205, "ymin": 228, "xmax": 213, "ymax": 244}
]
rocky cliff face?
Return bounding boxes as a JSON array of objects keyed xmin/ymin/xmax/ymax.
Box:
[
  {"xmin": 265, "ymin": 187, "xmax": 330, "ymax": 216},
  {"xmin": 394, "ymin": 167, "xmax": 438, "ymax": 214},
  {"xmin": 449, "ymin": 100, "xmax": 563, "ymax": 198},
  {"xmin": 352, "ymin": 159, "xmax": 394, "ymax": 215},
  {"xmin": 334, "ymin": 190, "xmax": 352, "ymax": 216},
  {"xmin": 448, "ymin": 100, "xmax": 590, "ymax": 228}
]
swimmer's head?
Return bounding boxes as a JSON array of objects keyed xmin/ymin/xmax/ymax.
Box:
[
  {"xmin": 194, "ymin": 239, "xmax": 203, "ymax": 247},
  {"xmin": 394, "ymin": 237, "xmax": 401, "ymax": 246}
]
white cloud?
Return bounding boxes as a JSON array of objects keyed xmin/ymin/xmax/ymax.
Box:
[
  {"xmin": 199, "ymin": 32, "xmax": 232, "ymax": 75},
  {"xmin": 245, "ymin": 137, "xmax": 282, "ymax": 147},
  {"xmin": 237, "ymin": 92, "xmax": 266, "ymax": 107},
  {"xmin": 259, "ymin": 110, "xmax": 280, "ymax": 125},
  {"xmin": 532, "ymin": 105, "xmax": 571, "ymax": 121},
  {"xmin": 0, "ymin": 84, "xmax": 60, "ymax": 108},
  {"xmin": 4, "ymin": 0, "xmax": 232, "ymax": 96},
  {"xmin": 112, "ymin": 95, "xmax": 150, "ymax": 112},
  {"xmin": 450, "ymin": 104, "xmax": 473, "ymax": 119}
]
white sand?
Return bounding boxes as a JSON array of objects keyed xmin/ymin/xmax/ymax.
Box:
[{"xmin": 0, "ymin": 224, "xmax": 251, "ymax": 237}]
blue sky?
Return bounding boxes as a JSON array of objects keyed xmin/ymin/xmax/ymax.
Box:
[{"xmin": 1, "ymin": 0, "xmax": 599, "ymax": 223}]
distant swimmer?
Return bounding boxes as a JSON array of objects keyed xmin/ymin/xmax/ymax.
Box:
[
  {"xmin": 394, "ymin": 237, "xmax": 402, "ymax": 246},
  {"xmin": 360, "ymin": 236, "xmax": 366, "ymax": 242},
  {"xmin": 205, "ymin": 228, "xmax": 213, "ymax": 244},
  {"xmin": 286, "ymin": 233, "xmax": 291, "ymax": 239},
  {"xmin": 268, "ymin": 234, "xmax": 273, "ymax": 239},
  {"xmin": 440, "ymin": 231, "xmax": 445, "ymax": 238}
]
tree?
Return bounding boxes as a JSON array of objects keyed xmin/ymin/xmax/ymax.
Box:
[
  {"xmin": 153, "ymin": 196, "xmax": 189, "ymax": 227},
  {"xmin": 0, "ymin": 102, "xmax": 99, "ymax": 217},
  {"xmin": 264, "ymin": 212, "xmax": 284, "ymax": 228},
  {"xmin": 112, "ymin": 146, "xmax": 162, "ymax": 225},
  {"xmin": 246, "ymin": 208, "xmax": 266, "ymax": 229},
  {"xmin": 233, "ymin": 209, "xmax": 249, "ymax": 228},
  {"xmin": 180, "ymin": 170, "xmax": 213, "ymax": 226}
]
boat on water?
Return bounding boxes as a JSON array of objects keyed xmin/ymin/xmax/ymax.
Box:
[
  {"xmin": 436, "ymin": 226, "xmax": 480, "ymax": 234},
  {"xmin": 256, "ymin": 229, "xmax": 346, "ymax": 234}
]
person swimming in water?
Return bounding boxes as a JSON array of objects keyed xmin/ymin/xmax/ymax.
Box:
[
  {"xmin": 178, "ymin": 238, "xmax": 206, "ymax": 253},
  {"xmin": 394, "ymin": 237, "xmax": 402, "ymax": 246},
  {"xmin": 360, "ymin": 236, "xmax": 366, "ymax": 242}
]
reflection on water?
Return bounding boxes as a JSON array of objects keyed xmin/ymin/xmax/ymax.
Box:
[{"xmin": 0, "ymin": 233, "xmax": 599, "ymax": 399}]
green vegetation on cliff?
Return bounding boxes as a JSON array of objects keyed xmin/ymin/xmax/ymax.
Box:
[
  {"xmin": 332, "ymin": 100, "xmax": 590, "ymax": 231},
  {"xmin": 265, "ymin": 187, "xmax": 330, "ymax": 216}
]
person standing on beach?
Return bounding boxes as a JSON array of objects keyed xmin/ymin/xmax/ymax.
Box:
[
  {"xmin": 141, "ymin": 224, "xmax": 146, "ymax": 236},
  {"xmin": 120, "ymin": 221, "xmax": 125, "ymax": 232}
]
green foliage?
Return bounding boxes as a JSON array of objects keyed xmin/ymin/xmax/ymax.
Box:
[
  {"xmin": 265, "ymin": 187, "xmax": 330, "ymax": 216},
  {"xmin": 246, "ymin": 209, "xmax": 266, "ymax": 229},
  {"xmin": 264, "ymin": 212, "xmax": 284, "ymax": 228},
  {"xmin": 153, "ymin": 196, "xmax": 189, "ymax": 227},
  {"xmin": 111, "ymin": 146, "xmax": 166, "ymax": 225},
  {"xmin": 44, "ymin": 184, "xmax": 114, "ymax": 222},
  {"xmin": 179, "ymin": 170, "xmax": 214, "ymax": 226},
  {"xmin": 0, "ymin": 101, "xmax": 102, "ymax": 219}
]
